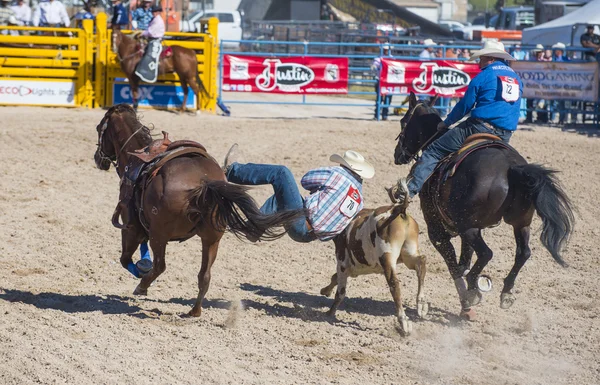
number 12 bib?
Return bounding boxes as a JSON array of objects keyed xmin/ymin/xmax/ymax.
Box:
[{"xmin": 499, "ymin": 76, "xmax": 519, "ymax": 102}]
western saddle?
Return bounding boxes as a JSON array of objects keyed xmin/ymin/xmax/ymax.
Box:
[{"xmin": 112, "ymin": 131, "xmax": 214, "ymax": 231}]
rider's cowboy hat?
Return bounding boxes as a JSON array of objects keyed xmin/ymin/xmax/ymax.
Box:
[
  {"xmin": 470, "ymin": 40, "xmax": 515, "ymax": 61},
  {"xmin": 151, "ymin": 5, "xmax": 163, "ymax": 12},
  {"xmin": 552, "ymin": 42, "xmax": 566, "ymax": 50},
  {"xmin": 330, "ymin": 150, "xmax": 375, "ymax": 179},
  {"xmin": 423, "ymin": 38, "xmax": 436, "ymax": 46}
]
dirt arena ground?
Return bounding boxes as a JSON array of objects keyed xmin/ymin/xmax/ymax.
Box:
[{"xmin": 1, "ymin": 98, "xmax": 599, "ymax": 385}]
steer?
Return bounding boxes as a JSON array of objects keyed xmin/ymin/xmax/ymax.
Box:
[{"xmin": 320, "ymin": 179, "xmax": 428, "ymax": 335}]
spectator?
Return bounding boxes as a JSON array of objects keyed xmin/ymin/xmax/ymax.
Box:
[
  {"xmin": 222, "ymin": 145, "xmax": 374, "ymax": 243},
  {"xmin": 525, "ymin": 44, "xmax": 545, "ymax": 124},
  {"xmin": 371, "ymin": 43, "xmax": 393, "ymax": 120},
  {"xmin": 11, "ymin": 0, "xmax": 31, "ymax": 26},
  {"xmin": 131, "ymin": 0, "xmax": 152, "ymax": 31},
  {"xmin": 0, "ymin": 0, "xmax": 17, "ymax": 27},
  {"xmin": 511, "ymin": 44, "xmax": 528, "ymax": 60},
  {"xmin": 111, "ymin": 0, "xmax": 129, "ymax": 30},
  {"xmin": 445, "ymin": 47, "xmax": 458, "ymax": 59},
  {"xmin": 543, "ymin": 49, "xmax": 553, "ymax": 61},
  {"xmin": 32, "ymin": 0, "xmax": 70, "ymax": 28},
  {"xmin": 551, "ymin": 42, "xmax": 569, "ymax": 124},
  {"xmin": 580, "ymin": 24, "xmax": 600, "ymax": 62},
  {"xmin": 552, "ymin": 42, "xmax": 569, "ymax": 62},
  {"xmin": 419, "ymin": 38, "xmax": 436, "ymax": 59},
  {"xmin": 74, "ymin": 8, "xmax": 93, "ymax": 28}
]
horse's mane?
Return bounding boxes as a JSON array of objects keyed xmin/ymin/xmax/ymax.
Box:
[{"xmin": 104, "ymin": 103, "xmax": 153, "ymax": 142}]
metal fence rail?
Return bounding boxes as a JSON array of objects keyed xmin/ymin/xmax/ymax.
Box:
[{"xmin": 219, "ymin": 40, "xmax": 600, "ymax": 125}]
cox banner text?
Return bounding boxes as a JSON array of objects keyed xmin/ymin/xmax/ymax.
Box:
[
  {"xmin": 222, "ymin": 55, "xmax": 349, "ymax": 94},
  {"xmin": 512, "ymin": 61, "xmax": 598, "ymax": 102},
  {"xmin": 380, "ymin": 59, "xmax": 480, "ymax": 97}
]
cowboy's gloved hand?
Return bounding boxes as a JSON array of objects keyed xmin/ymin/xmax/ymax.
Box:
[{"xmin": 437, "ymin": 121, "xmax": 448, "ymax": 132}]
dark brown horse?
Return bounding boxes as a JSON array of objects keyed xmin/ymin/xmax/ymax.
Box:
[
  {"xmin": 94, "ymin": 104, "xmax": 303, "ymax": 316},
  {"xmin": 393, "ymin": 93, "xmax": 575, "ymax": 320},
  {"xmin": 111, "ymin": 30, "xmax": 207, "ymax": 113}
]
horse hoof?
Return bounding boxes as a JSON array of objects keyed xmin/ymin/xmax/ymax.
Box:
[
  {"xmin": 133, "ymin": 285, "xmax": 147, "ymax": 296},
  {"xmin": 417, "ymin": 300, "xmax": 429, "ymax": 318},
  {"xmin": 320, "ymin": 287, "xmax": 333, "ymax": 297},
  {"xmin": 398, "ymin": 315, "xmax": 413, "ymax": 336},
  {"xmin": 500, "ymin": 292, "xmax": 516, "ymax": 309},
  {"xmin": 460, "ymin": 307, "xmax": 477, "ymax": 321},
  {"xmin": 186, "ymin": 309, "xmax": 201, "ymax": 318},
  {"xmin": 466, "ymin": 288, "xmax": 482, "ymax": 307},
  {"xmin": 325, "ymin": 308, "xmax": 337, "ymax": 318}
]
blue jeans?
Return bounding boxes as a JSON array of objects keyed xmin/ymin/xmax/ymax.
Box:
[
  {"xmin": 407, "ymin": 118, "xmax": 513, "ymax": 197},
  {"xmin": 374, "ymin": 82, "xmax": 392, "ymax": 120},
  {"xmin": 226, "ymin": 163, "xmax": 315, "ymax": 243}
]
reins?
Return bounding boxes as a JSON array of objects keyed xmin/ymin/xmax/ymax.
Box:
[{"xmin": 97, "ymin": 120, "xmax": 147, "ymax": 176}]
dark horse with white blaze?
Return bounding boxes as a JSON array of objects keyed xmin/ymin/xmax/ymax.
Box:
[
  {"xmin": 394, "ymin": 93, "xmax": 575, "ymax": 319},
  {"xmin": 111, "ymin": 30, "xmax": 207, "ymax": 113},
  {"xmin": 94, "ymin": 104, "xmax": 303, "ymax": 316}
]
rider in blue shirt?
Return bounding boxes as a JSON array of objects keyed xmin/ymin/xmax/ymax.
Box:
[{"xmin": 398, "ymin": 40, "xmax": 523, "ymax": 201}]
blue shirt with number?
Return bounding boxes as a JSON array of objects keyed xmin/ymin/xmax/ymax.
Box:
[{"xmin": 444, "ymin": 61, "xmax": 523, "ymax": 131}]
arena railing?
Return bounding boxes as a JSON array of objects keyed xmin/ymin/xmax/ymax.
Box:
[{"xmin": 219, "ymin": 40, "xmax": 599, "ymax": 126}]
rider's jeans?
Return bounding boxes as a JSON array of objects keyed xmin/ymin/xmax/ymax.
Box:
[
  {"xmin": 226, "ymin": 162, "xmax": 315, "ymax": 243},
  {"xmin": 407, "ymin": 118, "xmax": 513, "ymax": 197}
]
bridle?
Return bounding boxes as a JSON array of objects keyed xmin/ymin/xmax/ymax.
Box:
[
  {"xmin": 395, "ymin": 102, "xmax": 443, "ymax": 163},
  {"xmin": 113, "ymin": 30, "xmax": 143, "ymax": 63},
  {"xmin": 96, "ymin": 119, "xmax": 146, "ymax": 174}
]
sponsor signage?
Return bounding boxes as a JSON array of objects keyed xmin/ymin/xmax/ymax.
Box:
[
  {"xmin": 512, "ymin": 61, "xmax": 599, "ymax": 102},
  {"xmin": 379, "ymin": 59, "xmax": 480, "ymax": 97},
  {"xmin": 222, "ymin": 55, "xmax": 349, "ymax": 94},
  {"xmin": 0, "ymin": 79, "xmax": 76, "ymax": 106},
  {"xmin": 113, "ymin": 83, "xmax": 196, "ymax": 108}
]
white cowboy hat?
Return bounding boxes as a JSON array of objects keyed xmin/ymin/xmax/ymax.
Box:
[
  {"xmin": 423, "ymin": 38, "xmax": 436, "ymax": 46},
  {"xmin": 330, "ymin": 150, "xmax": 374, "ymax": 179},
  {"xmin": 532, "ymin": 44, "xmax": 544, "ymax": 52},
  {"xmin": 470, "ymin": 40, "xmax": 515, "ymax": 61},
  {"xmin": 552, "ymin": 42, "xmax": 566, "ymax": 50}
]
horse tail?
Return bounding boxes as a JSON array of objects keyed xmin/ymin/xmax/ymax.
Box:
[
  {"xmin": 187, "ymin": 180, "xmax": 306, "ymax": 241},
  {"xmin": 195, "ymin": 72, "xmax": 210, "ymax": 99},
  {"xmin": 509, "ymin": 164, "xmax": 575, "ymax": 266}
]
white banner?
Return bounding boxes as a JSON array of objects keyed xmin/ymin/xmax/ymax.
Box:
[
  {"xmin": 0, "ymin": 80, "xmax": 76, "ymax": 106},
  {"xmin": 512, "ymin": 61, "xmax": 599, "ymax": 102}
]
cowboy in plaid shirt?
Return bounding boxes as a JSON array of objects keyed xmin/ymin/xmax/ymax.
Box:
[{"xmin": 223, "ymin": 146, "xmax": 374, "ymax": 242}]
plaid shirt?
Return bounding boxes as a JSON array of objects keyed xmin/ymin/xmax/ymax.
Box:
[
  {"xmin": 132, "ymin": 7, "xmax": 152, "ymax": 30},
  {"xmin": 301, "ymin": 166, "xmax": 364, "ymax": 241}
]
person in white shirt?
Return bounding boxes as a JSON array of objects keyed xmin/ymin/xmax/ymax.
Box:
[
  {"xmin": 32, "ymin": 0, "xmax": 70, "ymax": 28},
  {"xmin": 11, "ymin": 0, "xmax": 31, "ymax": 26},
  {"xmin": 418, "ymin": 39, "xmax": 436, "ymax": 59}
]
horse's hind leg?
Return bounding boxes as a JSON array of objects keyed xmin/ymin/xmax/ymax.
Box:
[
  {"xmin": 134, "ymin": 236, "xmax": 167, "ymax": 296},
  {"xmin": 188, "ymin": 76, "xmax": 201, "ymax": 115},
  {"xmin": 179, "ymin": 79, "xmax": 189, "ymax": 114},
  {"xmin": 462, "ymin": 228, "xmax": 494, "ymax": 307},
  {"xmin": 500, "ymin": 226, "xmax": 531, "ymax": 309},
  {"xmin": 189, "ymin": 236, "xmax": 221, "ymax": 317}
]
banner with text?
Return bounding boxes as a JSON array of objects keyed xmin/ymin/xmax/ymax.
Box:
[
  {"xmin": 0, "ymin": 79, "xmax": 75, "ymax": 106},
  {"xmin": 380, "ymin": 59, "xmax": 481, "ymax": 97},
  {"xmin": 222, "ymin": 55, "xmax": 349, "ymax": 94},
  {"xmin": 113, "ymin": 83, "xmax": 196, "ymax": 109},
  {"xmin": 512, "ymin": 61, "xmax": 598, "ymax": 102}
]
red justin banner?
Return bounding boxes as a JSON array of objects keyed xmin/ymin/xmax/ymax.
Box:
[
  {"xmin": 222, "ymin": 55, "xmax": 349, "ymax": 94},
  {"xmin": 380, "ymin": 59, "xmax": 481, "ymax": 97}
]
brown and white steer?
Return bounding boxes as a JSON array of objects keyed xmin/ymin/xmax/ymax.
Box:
[{"xmin": 320, "ymin": 181, "xmax": 428, "ymax": 335}]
